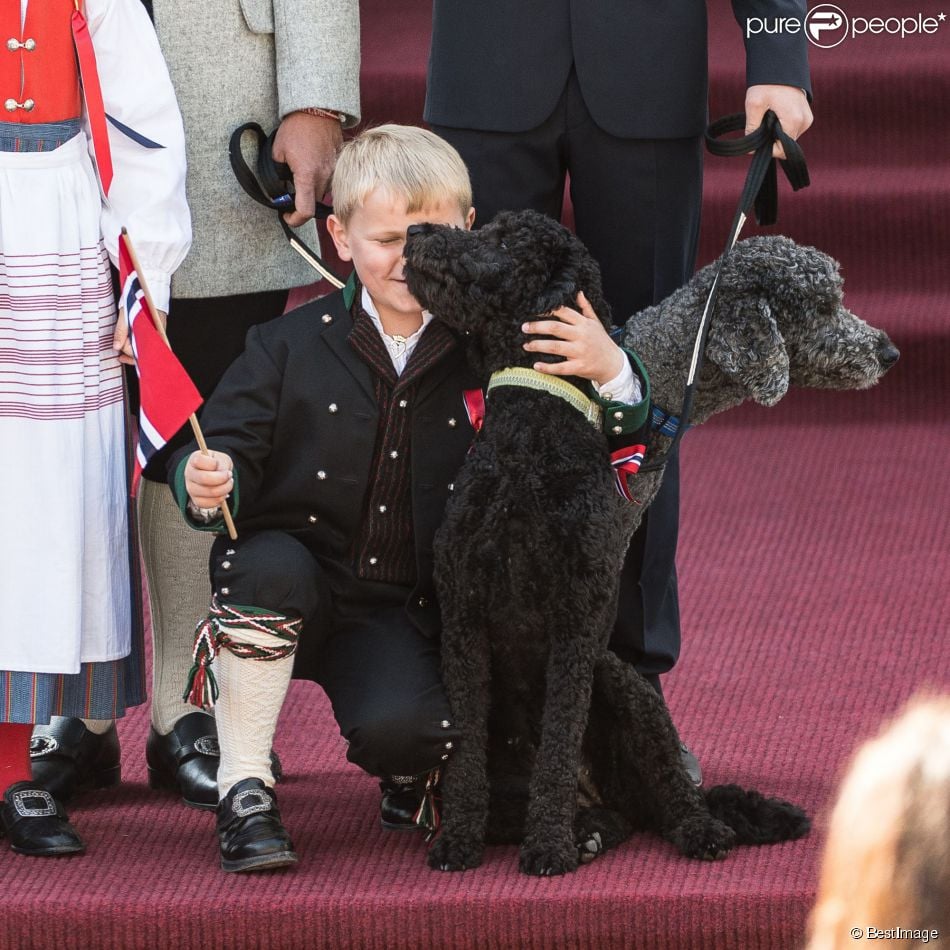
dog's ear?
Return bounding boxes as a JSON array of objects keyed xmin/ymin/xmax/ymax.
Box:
[
  {"xmin": 533, "ymin": 231, "xmax": 613, "ymax": 328},
  {"xmin": 501, "ymin": 211, "xmax": 575, "ymax": 313},
  {"xmin": 705, "ymin": 298, "xmax": 789, "ymax": 406}
]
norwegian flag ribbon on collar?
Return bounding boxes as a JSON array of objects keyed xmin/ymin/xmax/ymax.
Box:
[
  {"xmin": 463, "ymin": 389, "xmax": 485, "ymax": 433},
  {"xmin": 611, "ymin": 444, "xmax": 646, "ymax": 503},
  {"xmin": 466, "ymin": 387, "xmax": 643, "ymax": 503}
]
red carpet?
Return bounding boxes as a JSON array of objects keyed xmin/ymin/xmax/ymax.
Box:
[{"xmin": 3, "ymin": 3, "xmax": 947, "ymax": 948}]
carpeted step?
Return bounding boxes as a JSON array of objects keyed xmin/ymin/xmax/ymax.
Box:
[{"xmin": 697, "ymin": 167, "xmax": 950, "ymax": 294}]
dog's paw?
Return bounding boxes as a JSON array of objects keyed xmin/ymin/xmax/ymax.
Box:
[
  {"xmin": 427, "ymin": 833, "xmax": 484, "ymax": 872},
  {"xmin": 573, "ymin": 806, "xmax": 632, "ymax": 863},
  {"xmin": 577, "ymin": 829, "xmax": 604, "ymax": 864},
  {"xmin": 668, "ymin": 814, "xmax": 736, "ymax": 861},
  {"xmin": 519, "ymin": 839, "xmax": 580, "ymax": 876}
]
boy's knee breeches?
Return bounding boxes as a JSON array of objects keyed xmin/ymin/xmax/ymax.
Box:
[
  {"xmin": 205, "ymin": 531, "xmax": 460, "ymax": 778},
  {"xmin": 208, "ymin": 531, "xmax": 329, "ymax": 645}
]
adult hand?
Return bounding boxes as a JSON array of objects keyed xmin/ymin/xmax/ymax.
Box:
[
  {"xmin": 745, "ymin": 84, "xmax": 814, "ymax": 158},
  {"xmin": 522, "ymin": 292, "xmax": 625, "ymax": 385},
  {"xmin": 114, "ymin": 308, "xmax": 167, "ymax": 365},
  {"xmin": 272, "ymin": 110, "xmax": 343, "ymax": 227},
  {"xmin": 185, "ymin": 449, "xmax": 234, "ymax": 509}
]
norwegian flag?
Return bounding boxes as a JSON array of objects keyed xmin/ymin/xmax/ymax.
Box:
[
  {"xmin": 118, "ymin": 233, "xmax": 202, "ymax": 494},
  {"xmin": 611, "ymin": 444, "xmax": 646, "ymax": 503}
]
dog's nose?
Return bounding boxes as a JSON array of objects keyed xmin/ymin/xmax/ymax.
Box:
[
  {"xmin": 877, "ymin": 338, "xmax": 900, "ymax": 368},
  {"xmin": 406, "ymin": 224, "xmax": 432, "ymax": 240}
]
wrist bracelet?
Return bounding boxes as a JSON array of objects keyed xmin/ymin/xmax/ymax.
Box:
[
  {"xmin": 299, "ymin": 107, "xmax": 345, "ymax": 123},
  {"xmin": 187, "ymin": 500, "xmax": 221, "ymax": 523}
]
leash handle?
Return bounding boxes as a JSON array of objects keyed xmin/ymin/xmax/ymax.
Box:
[
  {"xmin": 229, "ymin": 123, "xmax": 335, "ymax": 218},
  {"xmin": 704, "ymin": 110, "xmax": 810, "ymax": 225},
  {"xmin": 228, "ymin": 123, "xmax": 282, "ymax": 210},
  {"xmin": 228, "ymin": 123, "xmax": 345, "ymax": 287},
  {"xmin": 637, "ymin": 111, "xmax": 809, "ymax": 474}
]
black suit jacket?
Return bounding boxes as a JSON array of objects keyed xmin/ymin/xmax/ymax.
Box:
[
  {"xmin": 425, "ymin": 0, "xmax": 812, "ymax": 138},
  {"xmin": 168, "ymin": 284, "xmax": 483, "ymax": 636}
]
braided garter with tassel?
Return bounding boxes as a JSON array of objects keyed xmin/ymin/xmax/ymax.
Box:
[{"xmin": 183, "ymin": 594, "xmax": 302, "ymax": 710}]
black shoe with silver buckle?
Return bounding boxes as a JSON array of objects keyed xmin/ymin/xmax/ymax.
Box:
[
  {"xmin": 380, "ymin": 775, "xmax": 427, "ymax": 831},
  {"xmin": 30, "ymin": 718, "xmax": 121, "ymax": 801},
  {"xmin": 216, "ymin": 778, "xmax": 297, "ymax": 873},
  {"xmin": 146, "ymin": 712, "xmax": 284, "ymax": 810},
  {"xmin": 1, "ymin": 781, "xmax": 85, "ymax": 856}
]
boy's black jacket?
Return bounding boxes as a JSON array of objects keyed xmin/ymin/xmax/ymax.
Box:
[{"xmin": 168, "ymin": 283, "xmax": 482, "ymax": 638}]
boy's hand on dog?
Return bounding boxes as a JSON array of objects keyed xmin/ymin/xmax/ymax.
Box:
[
  {"xmin": 185, "ymin": 449, "xmax": 235, "ymax": 509},
  {"xmin": 522, "ymin": 292, "xmax": 625, "ymax": 385}
]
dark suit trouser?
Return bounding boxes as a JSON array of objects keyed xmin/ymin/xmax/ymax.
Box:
[
  {"xmin": 209, "ymin": 531, "xmax": 459, "ymax": 778},
  {"xmin": 432, "ymin": 70, "xmax": 703, "ymax": 679}
]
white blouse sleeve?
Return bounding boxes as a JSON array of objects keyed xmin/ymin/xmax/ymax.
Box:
[
  {"xmin": 594, "ymin": 358, "xmax": 642, "ymax": 406},
  {"xmin": 85, "ymin": 0, "xmax": 192, "ymax": 312}
]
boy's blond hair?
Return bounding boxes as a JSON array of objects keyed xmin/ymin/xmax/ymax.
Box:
[{"xmin": 330, "ymin": 124, "xmax": 472, "ymax": 222}]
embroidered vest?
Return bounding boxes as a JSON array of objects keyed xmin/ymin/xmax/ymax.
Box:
[{"xmin": 0, "ymin": 0, "xmax": 81, "ymax": 124}]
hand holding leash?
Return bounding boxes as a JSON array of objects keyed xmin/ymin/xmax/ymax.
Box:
[
  {"xmin": 639, "ymin": 111, "xmax": 811, "ymax": 473},
  {"xmin": 229, "ymin": 123, "xmax": 345, "ymax": 288},
  {"xmin": 744, "ymin": 85, "xmax": 813, "ymax": 159},
  {"xmin": 271, "ymin": 110, "xmax": 342, "ymax": 227}
]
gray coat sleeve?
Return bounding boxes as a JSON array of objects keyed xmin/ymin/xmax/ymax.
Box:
[{"xmin": 272, "ymin": 0, "xmax": 361, "ymax": 124}]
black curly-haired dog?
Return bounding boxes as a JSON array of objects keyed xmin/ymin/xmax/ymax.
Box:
[{"xmin": 402, "ymin": 210, "xmax": 898, "ymax": 876}]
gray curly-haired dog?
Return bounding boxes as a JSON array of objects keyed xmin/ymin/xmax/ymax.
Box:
[{"xmin": 402, "ymin": 211, "xmax": 898, "ymax": 876}]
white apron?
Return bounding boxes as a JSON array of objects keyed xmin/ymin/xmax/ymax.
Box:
[{"xmin": 0, "ymin": 133, "xmax": 131, "ymax": 673}]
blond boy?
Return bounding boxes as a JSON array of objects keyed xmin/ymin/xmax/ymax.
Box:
[{"xmin": 169, "ymin": 125, "xmax": 639, "ymax": 872}]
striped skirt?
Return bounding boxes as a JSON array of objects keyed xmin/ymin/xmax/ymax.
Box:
[{"xmin": 0, "ymin": 131, "xmax": 145, "ymax": 724}]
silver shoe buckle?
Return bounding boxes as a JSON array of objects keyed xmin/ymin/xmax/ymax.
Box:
[
  {"xmin": 12, "ymin": 788, "xmax": 57, "ymax": 818},
  {"xmin": 29, "ymin": 735, "xmax": 59, "ymax": 757},
  {"xmin": 232, "ymin": 787, "xmax": 272, "ymax": 818},
  {"xmin": 194, "ymin": 735, "xmax": 220, "ymax": 757}
]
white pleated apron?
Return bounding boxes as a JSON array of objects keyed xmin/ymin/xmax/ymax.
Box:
[{"xmin": 0, "ymin": 133, "xmax": 131, "ymax": 673}]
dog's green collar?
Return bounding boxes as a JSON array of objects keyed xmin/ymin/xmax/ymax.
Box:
[{"xmin": 488, "ymin": 367, "xmax": 604, "ymax": 428}]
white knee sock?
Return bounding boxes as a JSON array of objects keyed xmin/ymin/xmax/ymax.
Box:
[
  {"xmin": 137, "ymin": 477, "xmax": 215, "ymax": 735},
  {"xmin": 214, "ymin": 624, "xmax": 295, "ymax": 799}
]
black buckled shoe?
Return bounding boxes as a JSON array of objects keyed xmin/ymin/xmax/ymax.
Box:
[
  {"xmin": 216, "ymin": 778, "xmax": 297, "ymax": 873},
  {"xmin": 146, "ymin": 712, "xmax": 284, "ymax": 810},
  {"xmin": 380, "ymin": 776, "xmax": 427, "ymax": 831},
  {"xmin": 1, "ymin": 781, "xmax": 85, "ymax": 856},
  {"xmin": 30, "ymin": 718, "xmax": 121, "ymax": 801}
]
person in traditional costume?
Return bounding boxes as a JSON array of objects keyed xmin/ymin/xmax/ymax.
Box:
[{"xmin": 0, "ymin": 0, "xmax": 189, "ymax": 856}]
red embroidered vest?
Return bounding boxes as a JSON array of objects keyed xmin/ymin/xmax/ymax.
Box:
[{"xmin": 0, "ymin": 0, "xmax": 81, "ymax": 124}]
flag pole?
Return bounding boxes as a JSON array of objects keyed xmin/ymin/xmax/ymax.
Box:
[{"xmin": 121, "ymin": 229, "xmax": 238, "ymax": 541}]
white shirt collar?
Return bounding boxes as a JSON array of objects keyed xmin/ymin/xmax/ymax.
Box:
[{"xmin": 361, "ymin": 286, "xmax": 435, "ymax": 375}]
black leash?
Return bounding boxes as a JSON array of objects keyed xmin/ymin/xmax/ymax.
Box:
[
  {"xmin": 228, "ymin": 123, "xmax": 346, "ymax": 288},
  {"xmin": 637, "ymin": 110, "xmax": 809, "ymax": 473}
]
